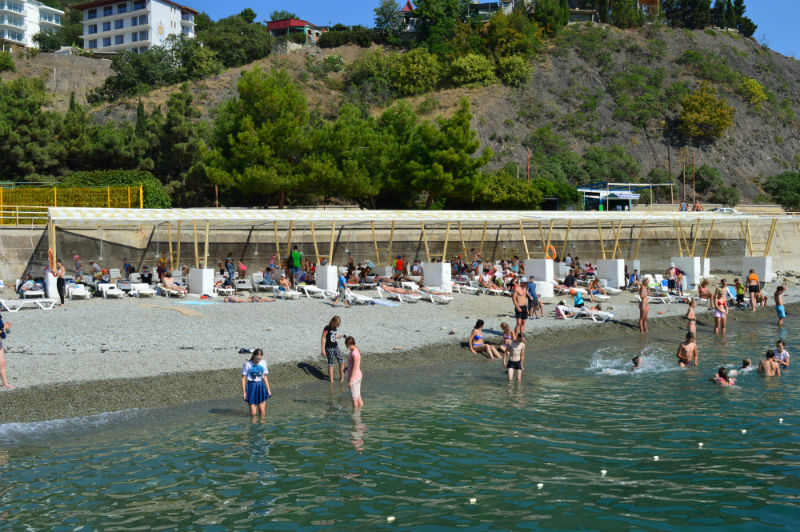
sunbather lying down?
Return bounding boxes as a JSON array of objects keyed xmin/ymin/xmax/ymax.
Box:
[
  {"xmin": 380, "ymin": 283, "xmax": 416, "ymax": 295},
  {"xmin": 224, "ymin": 295, "xmax": 275, "ymax": 303}
]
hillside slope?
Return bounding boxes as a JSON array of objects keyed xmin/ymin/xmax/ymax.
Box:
[{"xmin": 11, "ymin": 24, "xmax": 799, "ymax": 201}]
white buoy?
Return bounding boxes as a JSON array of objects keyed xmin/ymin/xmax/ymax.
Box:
[
  {"xmin": 741, "ymin": 429, "xmax": 747, "ymax": 435},
  {"xmin": 698, "ymin": 442, "xmax": 704, "ymax": 448},
  {"xmin": 779, "ymin": 418, "xmax": 784, "ymax": 424},
  {"xmin": 601, "ymin": 469, "xmax": 607, "ymax": 476},
  {"xmin": 537, "ymin": 483, "xmax": 544, "ymax": 489},
  {"xmin": 469, "ymin": 498, "xmax": 477, "ymax": 505},
  {"xmin": 653, "ymin": 456, "xmax": 659, "ymax": 461},
  {"xmin": 387, "ymin": 516, "xmax": 396, "ymax": 523}
]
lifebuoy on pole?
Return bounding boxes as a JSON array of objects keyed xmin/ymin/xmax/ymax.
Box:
[{"xmin": 547, "ymin": 245, "xmax": 557, "ymax": 260}]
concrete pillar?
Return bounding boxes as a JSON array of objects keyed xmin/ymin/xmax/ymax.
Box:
[
  {"xmin": 422, "ymin": 262, "xmax": 450, "ymax": 288},
  {"xmin": 597, "ymin": 259, "xmax": 625, "ymax": 289},
  {"xmin": 524, "ymin": 259, "xmax": 554, "ymax": 298},
  {"xmin": 316, "ymin": 265, "xmax": 338, "ymax": 291},
  {"xmin": 702, "ymin": 258, "xmax": 711, "ymax": 279},
  {"xmin": 188, "ymin": 268, "xmax": 214, "ymax": 295},
  {"xmin": 671, "ymin": 257, "xmax": 702, "ymax": 287},
  {"xmin": 742, "ymin": 256, "xmax": 774, "ymax": 283},
  {"xmin": 45, "ymin": 271, "xmax": 58, "ymax": 299},
  {"xmin": 557, "ymin": 261, "xmax": 570, "ymax": 278}
]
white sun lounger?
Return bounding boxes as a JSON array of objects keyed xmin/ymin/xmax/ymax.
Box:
[
  {"xmin": 0, "ymin": 298, "xmax": 56, "ymax": 312},
  {"xmin": 298, "ymin": 285, "xmax": 334, "ymax": 299},
  {"xmin": 346, "ymin": 292, "xmax": 373, "ymax": 305},
  {"xmin": 67, "ymin": 283, "xmax": 91, "ymax": 300},
  {"xmin": 452, "ymin": 281, "xmax": 480, "ymax": 295},
  {"xmin": 265, "ymin": 285, "xmax": 301, "ymax": 300},
  {"xmin": 556, "ymin": 305, "xmax": 615, "ymax": 323},
  {"xmin": 130, "ymin": 283, "xmax": 156, "ymax": 297},
  {"xmin": 377, "ymin": 285, "xmax": 422, "ymax": 303},
  {"xmin": 97, "ymin": 283, "xmax": 125, "ymax": 299},
  {"xmin": 159, "ymin": 284, "xmax": 186, "ymax": 298},
  {"xmin": 636, "ymin": 294, "xmax": 670, "ymax": 305}
]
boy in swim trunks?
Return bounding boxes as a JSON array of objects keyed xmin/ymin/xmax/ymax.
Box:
[
  {"xmin": 676, "ymin": 332, "xmax": 698, "ymax": 367},
  {"xmin": 758, "ymin": 350, "xmax": 781, "ymax": 376},
  {"xmin": 513, "ymin": 278, "xmax": 529, "ymax": 338},
  {"xmin": 774, "ymin": 286, "xmax": 786, "ymax": 326},
  {"xmin": 504, "ymin": 332, "xmax": 525, "ymax": 382}
]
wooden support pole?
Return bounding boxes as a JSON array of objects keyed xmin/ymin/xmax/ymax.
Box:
[
  {"xmin": 764, "ymin": 218, "xmax": 778, "ymax": 257},
  {"xmin": 386, "ymin": 221, "xmax": 394, "ymax": 265},
  {"xmin": 677, "ymin": 220, "xmax": 689, "ymax": 256},
  {"xmin": 192, "ymin": 220, "xmax": 199, "ymax": 268},
  {"xmin": 673, "ymin": 220, "xmax": 684, "ymax": 257},
  {"xmin": 560, "ymin": 219, "xmax": 572, "ymax": 262},
  {"xmin": 50, "ymin": 219, "xmax": 56, "ymax": 269},
  {"xmin": 538, "ymin": 221, "xmax": 546, "ymax": 253},
  {"xmin": 167, "ymin": 222, "xmax": 173, "ymax": 269},
  {"xmin": 479, "ymin": 221, "xmax": 487, "ymax": 257},
  {"xmin": 310, "ymin": 222, "xmax": 320, "ymax": 265},
  {"xmin": 273, "ymin": 222, "xmax": 281, "ymax": 264},
  {"xmin": 597, "ymin": 220, "xmax": 606, "ymax": 260},
  {"xmin": 544, "ymin": 220, "xmax": 555, "ymax": 260},
  {"xmin": 441, "ymin": 221, "xmax": 451, "ymax": 262},
  {"xmin": 329, "ymin": 221, "xmax": 336, "ymax": 264},
  {"xmin": 176, "ymin": 221, "xmax": 182, "ymax": 272},
  {"xmin": 518, "ymin": 220, "xmax": 530, "ymax": 260},
  {"xmin": 690, "ymin": 219, "xmax": 701, "ymax": 256},
  {"xmin": 420, "ymin": 222, "xmax": 431, "ymax": 263},
  {"xmin": 611, "ymin": 220, "xmax": 622, "ymax": 260},
  {"xmin": 458, "ymin": 222, "xmax": 468, "ymax": 260},
  {"xmin": 370, "ymin": 221, "xmax": 380, "ymax": 265},
  {"xmin": 703, "ymin": 219, "xmax": 715, "ymax": 259},
  {"xmin": 744, "ymin": 220, "xmax": 754, "ymax": 256},
  {"xmin": 634, "ymin": 220, "xmax": 645, "ymax": 260},
  {"xmin": 203, "ymin": 221, "xmax": 210, "ymax": 269}
]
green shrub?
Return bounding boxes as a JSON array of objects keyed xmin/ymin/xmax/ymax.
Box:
[
  {"xmin": 448, "ymin": 53, "xmax": 497, "ymax": 87},
  {"xmin": 484, "ymin": 11, "xmax": 544, "ymax": 59},
  {"xmin": 318, "ymin": 29, "xmax": 375, "ymax": 48},
  {"xmin": 417, "ymin": 96, "xmax": 440, "ymax": 115},
  {"xmin": 0, "ymin": 51, "xmax": 15, "ymax": 73},
  {"xmin": 286, "ymin": 32, "xmax": 306, "ymax": 44},
  {"xmin": 323, "ymin": 54, "xmax": 345, "ymax": 73},
  {"xmin": 693, "ymin": 165, "xmax": 723, "ymax": 194},
  {"xmin": 738, "ymin": 77, "xmax": 767, "ymax": 109},
  {"xmin": 59, "ymin": 170, "xmax": 171, "ymax": 208},
  {"xmin": 763, "ymin": 171, "xmax": 800, "ymax": 211},
  {"xmin": 711, "ymin": 185, "xmax": 740, "ymax": 206},
  {"xmin": 679, "ymin": 84, "xmax": 734, "ymax": 140},
  {"xmin": 496, "ymin": 56, "xmax": 531, "ymax": 87},
  {"xmin": 676, "ymin": 50, "xmax": 736, "ymax": 84},
  {"xmin": 390, "ymin": 48, "xmax": 441, "ymax": 96}
]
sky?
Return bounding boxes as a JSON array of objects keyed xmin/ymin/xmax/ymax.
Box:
[{"xmin": 189, "ymin": 0, "xmax": 799, "ymax": 59}]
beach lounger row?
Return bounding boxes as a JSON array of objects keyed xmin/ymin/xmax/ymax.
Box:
[{"xmin": 0, "ymin": 298, "xmax": 57, "ymax": 312}]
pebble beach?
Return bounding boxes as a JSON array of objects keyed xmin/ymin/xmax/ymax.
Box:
[{"xmin": 2, "ymin": 284, "xmax": 797, "ymax": 423}]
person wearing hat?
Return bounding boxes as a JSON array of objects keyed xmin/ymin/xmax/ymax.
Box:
[
  {"xmin": 512, "ymin": 276, "xmax": 529, "ymax": 338},
  {"xmin": 278, "ymin": 273, "xmax": 292, "ymax": 293},
  {"xmin": 666, "ymin": 262, "xmax": 677, "ymax": 292}
]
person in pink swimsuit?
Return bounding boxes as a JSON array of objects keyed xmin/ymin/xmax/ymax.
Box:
[{"xmin": 345, "ymin": 336, "xmax": 363, "ymax": 410}]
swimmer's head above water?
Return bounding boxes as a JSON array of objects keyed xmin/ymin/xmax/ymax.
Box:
[
  {"xmin": 740, "ymin": 358, "xmax": 752, "ymax": 369},
  {"xmin": 631, "ymin": 355, "xmax": 642, "ymax": 370}
]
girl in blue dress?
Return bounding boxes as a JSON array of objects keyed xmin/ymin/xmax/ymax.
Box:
[{"xmin": 241, "ymin": 349, "xmax": 271, "ymax": 417}]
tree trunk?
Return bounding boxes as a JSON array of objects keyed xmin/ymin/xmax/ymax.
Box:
[{"xmin": 424, "ymin": 192, "xmax": 435, "ymax": 209}]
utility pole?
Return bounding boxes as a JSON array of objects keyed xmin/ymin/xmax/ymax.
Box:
[
  {"xmin": 527, "ymin": 147, "xmax": 531, "ymax": 182},
  {"xmin": 683, "ymin": 165, "xmax": 686, "ymax": 203},
  {"xmin": 692, "ymin": 149, "xmax": 696, "ymax": 203}
]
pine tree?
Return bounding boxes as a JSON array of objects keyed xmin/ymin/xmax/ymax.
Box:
[{"xmin": 598, "ymin": 0, "xmax": 609, "ymax": 23}]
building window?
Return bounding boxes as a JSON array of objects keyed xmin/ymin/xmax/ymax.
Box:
[
  {"xmin": 138, "ymin": 46, "xmax": 147, "ymax": 52},
  {"xmin": 115, "ymin": 34, "xmax": 124, "ymax": 44},
  {"xmin": 133, "ymin": 0, "xmax": 145, "ymax": 10},
  {"xmin": 131, "ymin": 31, "xmax": 138, "ymax": 41},
  {"xmin": 5, "ymin": 2, "xmax": 23, "ymax": 13},
  {"xmin": 102, "ymin": 21, "xmax": 110, "ymax": 31},
  {"xmin": 181, "ymin": 26, "xmax": 191, "ymax": 34},
  {"xmin": 115, "ymin": 19, "xmax": 123, "ymax": 29},
  {"xmin": 139, "ymin": 30, "xmax": 148, "ymax": 40},
  {"xmin": 87, "ymin": 9, "xmax": 97, "ymax": 19},
  {"xmin": 130, "ymin": 16, "xmax": 137, "ymax": 26},
  {"xmin": 39, "ymin": 11, "xmax": 61, "ymax": 24},
  {"xmin": 181, "ymin": 12, "xmax": 193, "ymax": 22},
  {"xmin": 88, "ymin": 39, "xmax": 97, "ymax": 48},
  {"xmin": 117, "ymin": 3, "xmax": 127, "ymax": 13},
  {"xmin": 102, "ymin": 37, "xmax": 111, "ymax": 47},
  {"xmin": 87, "ymin": 24, "xmax": 98, "ymax": 34},
  {"xmin": 103, "ymin": 6, "xmax": 113, "ymax": 16},
  {"xmin": 138, "ymin": 14, "xmax": 147, "ymax": 24}
]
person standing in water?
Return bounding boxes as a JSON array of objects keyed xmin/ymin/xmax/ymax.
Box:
[
  {"xmin": 758, "ymin": 350, "xmax": 781, "ymax": 376},
  {"xmin": 345, "ymin": 336, "xmax": 363, "ymax": 410},
  {"xmin": 686, "ymin": 299, "xmax": 697, "ymax": 336},
  {"xmin": 774, "ymin": 286, "xmax": 786, "ymax": 326},
  {"xmin": 676, "ymin": 332, "xmax": 698, "ymax": 367},
  {"xmin": 241, "ymin": 348, "xmax": 271, "ymax": 417},
  {"xmin": 713, "ymin": 287, "xmax": 728, "ymax": 335},
  {"xmin": 774, "ymin": 339, "xmax": 790, "ymax": 370},
  {"xmin": 504, "ymin": 332, "xmax": 525, "ymax": 382},
  {"xmin": 512, "ymin": 277, "xmax": 529, "ymax": 338},
  {"xmin": 321, "ymin": 316, "xmax": 347, "ymax": 382}
]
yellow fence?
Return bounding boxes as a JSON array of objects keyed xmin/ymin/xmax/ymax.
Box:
[{"xmin": 0, "ymin": 185, "xmax": 143, "ymax": 225}]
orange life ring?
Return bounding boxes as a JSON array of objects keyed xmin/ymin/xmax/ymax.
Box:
[
  {"xmin": 48, "ymin": 248, "xmax": 55, "ymax": 272},
  {"xmin": 546, "ymin": 245, "xmax": 557, "ymax": 260}
]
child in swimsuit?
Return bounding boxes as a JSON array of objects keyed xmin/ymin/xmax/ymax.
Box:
[
  {"xmin": 710, "ymin": 367, "xmax": 735, "ymax": 386},
  {"xmin": 498, "ymin": 322, "xmax": 514, "ymax": 354},
  {"xmin": 686, "ymin": 299, "xmax": 697, "ymax": 336}
]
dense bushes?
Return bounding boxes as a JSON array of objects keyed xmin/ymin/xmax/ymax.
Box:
[
  {"xmin": 197, "ymin": 10, "xmax": 273, "ymax": 68},
  {"xmin": 59, "ymin": 170, "xmax": 172, "ymax": 208},
  {"xmin": 679, "ymin": 84, "xmax": 734, "ymax": 140},
  {"xmin": 496, "ymin": 56, "xmax": 531, "ymax": 87},
  {"xmin": 0, "ymin": 52, "xmax": 14, "ymax": 72},
  {"xmin": 448, "ymin": 54, "xmax": 496, "ymax": 86},
  {"xmin": 763, "ymin": 171, "xmax": 800, "ymax": 211},
  {"xmin": 319, "ymin": 29, "xmax": 376, "ymax": 48}
]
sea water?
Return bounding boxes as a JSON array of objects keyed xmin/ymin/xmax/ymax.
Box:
[{"xmin": 1, "ymin": 318, "xmax": 799, "ymax": 531}]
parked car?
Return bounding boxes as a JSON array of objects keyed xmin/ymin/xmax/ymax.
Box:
[{"xmin": 710, "ymin": 207, "xmax": 740, "ymax": 214}]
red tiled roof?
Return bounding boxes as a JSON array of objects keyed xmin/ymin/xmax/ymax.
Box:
[
  {"xmin": 73, "ymin": 0, "xmax": 198, "ymax": 15},
  {"xmin": 401, "ymin": 1, "xmax": 414, "ymax": 13},
  {"xmin": 267, "ymin": 18, "xmax": 320, "ymax": 31}
]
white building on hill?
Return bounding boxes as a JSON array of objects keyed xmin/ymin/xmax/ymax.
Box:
[
  {"xmin": 0, "ymin": 0, "xmax": 63, "ymax": 52},
  {"xmin": 73, "ymin": 0, "xmax": 196, "ymax": 54}
]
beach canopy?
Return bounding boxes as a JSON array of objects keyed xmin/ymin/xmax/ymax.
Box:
[{"xmin": 46, "ymin": 207, "xmax": 766, "ymax": 230}]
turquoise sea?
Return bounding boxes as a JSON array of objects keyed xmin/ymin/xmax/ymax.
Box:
[{"xmin": 1, "ymin": 315, "xmax": 798, "ymax": 531}]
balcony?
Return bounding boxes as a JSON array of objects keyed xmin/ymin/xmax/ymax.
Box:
[{"xmin": 0, "ymin": 1, "xmax": 24, "ymax": 15}]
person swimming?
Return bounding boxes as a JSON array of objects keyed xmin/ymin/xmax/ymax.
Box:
[
  {"xmin": 710, "ymin": 367, "xmax": 735, "ymax": 386},
  {"xmin": 739, "ymin": 358, "xmax": 753, "ymax": 372},
  {"xmin": 631, "ymin": 355, "xmax": 642, "ymax": 371}
]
